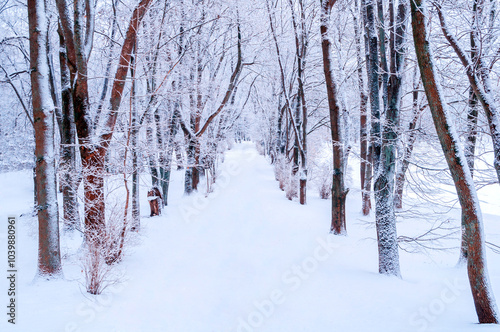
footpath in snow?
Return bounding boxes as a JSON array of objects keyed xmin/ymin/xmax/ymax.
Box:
[{"xmin": 0, "ymin": 142, "xmax": 499, "ymax": 332}]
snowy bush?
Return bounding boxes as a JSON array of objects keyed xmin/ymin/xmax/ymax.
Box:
[{"xmin": 81, "ymin": 203, "xmax": 128, "ymax": 295}]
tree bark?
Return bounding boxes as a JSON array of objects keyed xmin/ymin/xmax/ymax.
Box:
[
  {"xmin": 373, "ymin": 0, "xmax": 407, "ymax": 277},
  {"xmin": 320, "ymin": 0, "xmax": 348, "ymax": 235},
  {"xmin": 412, "ymin": 0, "xmax": 499, "ymax": 323},
  {"xmin": 161, "ymin": 107, "xmax": 180, "ymax": 206},
  {"xmin": 289, "ymin": 0, "xmax": 308, "ymax": 205},
  {"xmin": 58, "ymin": 26, "xmax": 81, "ymax": 232},
  {"xmin": 377, "ymin": 0, "xmax": 389, "ymax": 111},
  {"xmin": 28, "ymin": 0, "xmax": 62, "ymax": 276},
  {"xmin": 57, "ymin": 0, "xmax": 154, "ymax": 243},
  {"xmin": 461, "ymin": 1, "xmax": 481, "ymax": 263},
  {"xmin": 130, "ymin": 44, "xmax": 140, "ymax": 231},
  {"xmin": 394, "ymin": 72, "xmax": 423, "ymax": 209},
  {"xmin": 147, "ymin": 113, "xmax": 159, "ymax": 187},
  {"xmin": 353, "ymin": 0, "xmax": 371, "ymax": 215}
]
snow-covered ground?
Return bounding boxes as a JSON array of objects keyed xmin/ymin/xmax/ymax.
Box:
[{"xmin": 1, "ymin": 142, "xmax": 500, "ymax": 332}]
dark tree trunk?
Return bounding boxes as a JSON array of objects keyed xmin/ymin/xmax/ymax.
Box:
[
  {"xmin": 465, "ymin": 89, "xmax": 479, "ymax": 177},
  {"xmin": 192, "ymin": 143, "xmax": 201, "ymax": 191},
  {"xmin": 147, "ymin": 112, "xmax": 159, "ymax": 187},
  {"xmin": 320, "ymin": 0, "xmax": 348, "ymax": 235},
  {"xmin": 289, "ymin": 0, "xmax": 308, "ymax": 205},
  {"xmin": 58, "ymin": 26, "xmax": 81, "ymax": 232},
  {"xmin": 29, "ymin": 0, "xmax": 62, "ymax": 276},
  {"xmin": 412, "ymin": 0, "xmax": 499, "ymax": 323},
  {"xmin": 155, "ymin": 106, "xmax": 167, "ymax": 205},
  {"xmin": 175, "ymin": 142, "xmax": 184, "ymax": 169},
  {"xmin": 184, "ymin": 139, "xmax": 197, "ymax": 194},
  {"xmin": 130, "ymin": 45, "xmax": 140, "ymax": 231},
  {"xmin": 373, "ymin": 0, "xmax": 407, "ymax": 277},
  {"xmin": 161, "ymin": 108, "xmax": 179, "ymax": 206},
  {"xmin": 361, "ymin": 0, "xmax": 375, "ymax": 216},
  {"xmin": 364, "ymin": 0, "xmax": 381, "ymax": 176}
]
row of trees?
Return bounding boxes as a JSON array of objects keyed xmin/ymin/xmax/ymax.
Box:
[
  {"xmin": 257, "ymin": 0, "xmax": 499, "ymax": 324},
  {"xmin": 16, "ymin": 0, "xmax": 250, "ymax": 292},
  {"xmin": 0, "ymin": 0, "xmax": 498, "ymax": 324}
]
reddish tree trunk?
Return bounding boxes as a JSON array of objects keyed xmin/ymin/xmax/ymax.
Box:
[
  {"xmin": 81, "ymin": 150, "xmax": 106, "ymax": 243},
  {"xmin": 321, "ymin": 0, "xmax": 348, "ymax": 235},
  {"xmin": 57, "ymin": 0, "xmax": 153, "ymax": 242},
  {"xmin": 412, "ymin": 0, "xmax": 499, "ymax": 323},
  {"xmin": 28, "ymin": 0, "xmax": 62, "ymax": 276}
]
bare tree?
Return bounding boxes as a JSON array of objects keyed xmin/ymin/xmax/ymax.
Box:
[
  {"xmin": 288, "ymin": 0, "xmax": 309, "ymax": 205},
  {"xmin": 352, "ymin": 0, "xmax": 371, "ymax": 215},
  {"xmin": 56, "ymin": 0, "xmax": 154, "ymax": 243},
  {"xmin": 411, "ymin": 0, "xmax": 499, "ymax": 323},
  {"xmin": 28, "ymin": 0, "xmax": 62, "ymax": 277},
  {"xmin": 372, "ymin": 0, "xmax": 408, "ymax": 277},
  {"xmin": 434, "ymin": 1, "xmax": 500, "ymax": 185},
  {"xmin": 394, "ymin": 68, "xmax": 424, "ymax": 209},
  {"xmin": 320, "ymin": 0, "xmax": 349, "ymax": 234}
]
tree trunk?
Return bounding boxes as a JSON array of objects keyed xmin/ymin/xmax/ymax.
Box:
[
  {"xmin": 58, "ymin": 26, "xmax": 81, "ymax": 232},
  {"xmin": 289, "ymin": 0, "xmax": 308, "ymax": 205},
  {"xmin": 57, "ymin": 0, "xmax": 154, "ymax": 244},
  {"xmin": 130, "ymin": 45, "xmax": 140, "ymax": 231},
  {"xmin": 81, "ymin": 150, "xmax": 106, "ymax": 243},
  {"xmin": 155, "ymin": 106, "xmax": 168, "ymax": 206},
  {"xmin": 161, "ymin": 108, "xmax": 180, "ymax": 206},
  {"xmin": 377, "ymin": 0, "xmax": 389, "ymax": 111},
  {"xmin": 147, "ymin": 113, "xmax": 159, "ymax": 187},
  {"xmin": 373, "ymin": 0, "xmax": 407, "ymax": 277},
  {"xmin": 353, "ymin": 0, "xmax": 371, "ymax": 215},
  {"xmin": 412, "ymin": 0, "xmax": 499, "ymax": 323},
  {"xmin": 320, "ymin": 0, "xmax": 348, "ymax": 235},
  {"xmin": 184, "ymin": 139, "xmax": 197, "ymax": 195},
  {"xmin": 175, "ymin": 142, "xmax": 184, "ymax": 169},
  {"xmin": 394, "ymin": 70, "xmax": 422, "ymax": 209},
  {"xmin": 364, "ymin": 0, "xmax": 381, "ymax": 176},
  {"xmin": 29, "ymin": 0, "xmax": 62, "ymax": 276},
  {"xmin": 461, "ymin": 2, "xmax": 480, "ymax": 262}
]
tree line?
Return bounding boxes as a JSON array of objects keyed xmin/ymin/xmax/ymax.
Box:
[{"xmin": 0, "ymin": 0, "xmax": 498, "ymax": 325}]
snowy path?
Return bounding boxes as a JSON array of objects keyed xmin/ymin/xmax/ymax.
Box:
[
  {"xmin": 2, "ymin": 142, "xmax": 500, "ymax": 332},
  {"xmin": 85, "ymin": 142, "xmax": 346, "ymax": 332}
]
